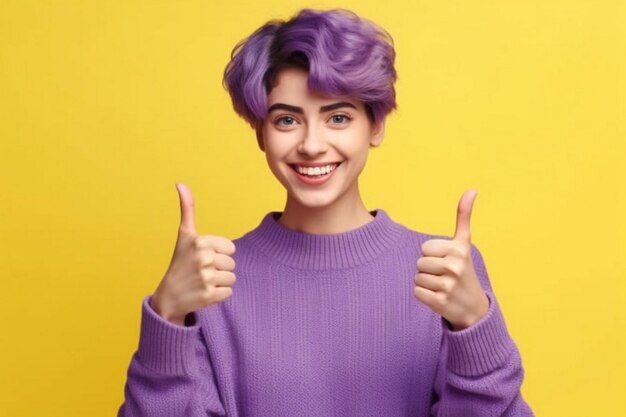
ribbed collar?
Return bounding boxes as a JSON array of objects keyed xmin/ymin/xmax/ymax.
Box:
[{"xmin": 244, "ymin": 209, "xmax": 405, "ymax": 270}]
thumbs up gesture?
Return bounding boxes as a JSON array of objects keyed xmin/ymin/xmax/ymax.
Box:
[
  {"xmin": 150, "ymin": 183, "xmax": 237, "ymax": 326},
  {"xmin": 414, "ymin": 190, "xmax": 489, "ymax": 331}
]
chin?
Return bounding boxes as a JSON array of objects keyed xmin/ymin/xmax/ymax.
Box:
[{"xmin": 289, "ymin": 191, "xmax": 340, "ymax": 209}]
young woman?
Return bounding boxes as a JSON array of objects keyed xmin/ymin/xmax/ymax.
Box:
[{"xmin": 118, "ymin": 9, "xmax": 533, "ymax": 416}]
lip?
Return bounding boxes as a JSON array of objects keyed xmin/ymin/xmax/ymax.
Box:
[
  {"xmin": 289, "ymin": 162, "xmax": 341, "ymax": 186},
  {"xmin": 289, "ymin": 161, "xmax": 342, "ymax": 167}
]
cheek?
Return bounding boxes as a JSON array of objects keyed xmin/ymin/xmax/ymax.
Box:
[
  {"xmin": 260, "ymin": 129, "xmax": 279, "ymax": 155},
  {"xmin": 263, "ymin": 130, "xmax": 302, "ymax": 158},
  {"xmin": 339, "ymin": 133, "xmax": 371, "ymax": 160},
  {"xmin": 263, "ymin": 141, "xmax": 293, "ymax": 177},
  {"xmin": 264, "ymin": 141, "xmax": 288, "ymax": 162}
]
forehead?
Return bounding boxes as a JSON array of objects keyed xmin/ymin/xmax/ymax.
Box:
[{"xmin": 267, "ymin": 67, "xmax": 363, "ymax": 110}]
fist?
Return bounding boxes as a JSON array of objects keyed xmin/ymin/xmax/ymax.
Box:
[
  {"xmin": 414, "ymin": 189, "xmax": 489, "ymax": 330},
  {"xmin": 150, "ymin": 183, "xmax": 237, "ymax": 326}
]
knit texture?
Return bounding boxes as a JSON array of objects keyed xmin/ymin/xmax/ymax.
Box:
[{"xmin": 119, "ymin": 209, "xmax": 534, "ymax": 416}]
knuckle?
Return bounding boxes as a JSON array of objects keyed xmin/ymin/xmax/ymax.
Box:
[
  {"xmin": 197, "ymin": 252, "xmax": 214, "ymax": 267},
  {"xmin": 193, "ymin": 236, "xmax": 205, "ymax": 249},
  {"xmin": 440, "ymin": 278, "xmax": 455, "ymax": 293},
  {"xmin": 444, "ymin": 260, "xmax": 463, "ymax": 277},
  {"xmin": 201, "ymin": 269, "xmax": 216, "ymax": 284}
]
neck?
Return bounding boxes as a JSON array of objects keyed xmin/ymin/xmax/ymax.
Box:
[{"xmin": 277, "ymin": 183, "xmax": 374, "ymax": 234}]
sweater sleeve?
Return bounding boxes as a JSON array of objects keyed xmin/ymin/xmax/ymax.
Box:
[
  {"xmin": 431, "ymin": 244, "xmax": 534, "ymax": 417},
  {"xmin": 117, "ymin": 296, "xmax": 226, "ymax": 417}
]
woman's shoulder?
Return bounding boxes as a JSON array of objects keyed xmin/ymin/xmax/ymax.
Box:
[{"xmin": 378, "ymin": 209, "xmax": 451, "ymax": 242}]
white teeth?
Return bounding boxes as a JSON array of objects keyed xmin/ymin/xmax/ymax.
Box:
[{"xmin": 295, "ymin": 164, "xmax": 338, "ymax": 176}]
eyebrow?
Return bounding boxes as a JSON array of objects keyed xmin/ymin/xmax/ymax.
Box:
[{"xmin": 267, "ymin": 101, "xmax": 357, "ymax": 114}]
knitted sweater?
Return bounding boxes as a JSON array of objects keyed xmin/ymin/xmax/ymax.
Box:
[{"xmin": 118, "ymin": 209, "xmax": 534, "ymax": 416}]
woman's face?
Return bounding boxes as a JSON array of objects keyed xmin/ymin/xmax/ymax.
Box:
[{"xmin": 258, "ymin": 67, "xmax": 385, "ymax": 210}]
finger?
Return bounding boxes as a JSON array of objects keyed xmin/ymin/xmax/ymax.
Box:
[
  {"xmin": 192, "ymin": 286, "xmax": 233, "ymax": 306},
  {"xmin": 209, "ymin": 286, "xmax": 233, "ymax": 303},
  {"xmin": 421, "ymin": 239, "xmax": 459, "ymax": 257},
  {"xmin": 413, "ymin": 286, "xmax": 442, "ymax": 309},
  {"xmin": 414, "ymin": 272, "xmax": 446, "ymax": 292},
  {"xmin": 454, "ymin": 189, "xmax": 478, "ymax": 243},
  {"xmin": 195, "ymin": 235, "xmax": 237, "ymax": 256},
  {"xmin": 201, "ymin": 252, "xmax": 236, "ymax": 272},
  {"xmin": 416, "ymin": 256, "xmax": 448, "ymax": 275},
  {"xmin": 208, "ymin": 270, "xmax": 237, "ymax": 287},
  {"xmin": 176, "ymin": 183, "xmax": 197, "ymax": 235}
]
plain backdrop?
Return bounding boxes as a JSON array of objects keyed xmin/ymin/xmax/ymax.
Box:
[{"xmin": 1, "ymin": 1, "xmax": 624, "ymax": 416}]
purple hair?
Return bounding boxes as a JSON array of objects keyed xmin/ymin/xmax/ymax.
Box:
[{"xmin": 223, "ymin": 9, "xmax": 397, "ymax": 129}]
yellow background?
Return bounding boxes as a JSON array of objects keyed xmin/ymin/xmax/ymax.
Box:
[{"xmin": 1, "ymin": 1, "xmax": 624, "ymax": 415}]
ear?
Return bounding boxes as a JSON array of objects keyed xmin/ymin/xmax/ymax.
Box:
[
  {"xmin": 369, "ymin": 118, "xmax": 386, "ymax": 148},
  {"xmin": 255, "ymin": 125, "xmax": 265, "ymax": 152}
]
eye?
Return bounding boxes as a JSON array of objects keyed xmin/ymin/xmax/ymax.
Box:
[
  {"xmin": 329, "ymin": 114, "xmax": 351, "ymax": 124},
  {"xmin": 275, "ymin": 116, "xmax": 297, "ymax": 126}
]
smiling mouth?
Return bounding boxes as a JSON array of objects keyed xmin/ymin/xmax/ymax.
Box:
[{"xmin": 289, "ymin": 162, "xmax": 342, "ymax": 178}]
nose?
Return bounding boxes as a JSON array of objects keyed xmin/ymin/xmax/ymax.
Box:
[{"xmin": 297, "ymin": 124, "xmax": 329, "ymax": 157}]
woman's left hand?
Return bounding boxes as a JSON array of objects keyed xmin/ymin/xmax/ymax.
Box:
[{"xmin": 414, "ymin": 190, "xmax": 489, "ymax": 331}]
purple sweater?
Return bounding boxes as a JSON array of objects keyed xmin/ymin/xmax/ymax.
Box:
[{"xmin": 118, "ymin": 209, "xmax": 533, "ymax": 416}]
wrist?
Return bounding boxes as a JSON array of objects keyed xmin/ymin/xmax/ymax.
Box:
[
  {"xmin": 450, "ymin": 293, "xmax": 490, "ymax": 331},
  {"xmin": 149, "ymin": 293, "xmax": 185, "ymax": 326}
]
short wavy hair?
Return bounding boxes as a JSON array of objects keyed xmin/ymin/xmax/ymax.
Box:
[{"xmin": 223, "ymin": 8, "xmax": 397, "ymax": 129}]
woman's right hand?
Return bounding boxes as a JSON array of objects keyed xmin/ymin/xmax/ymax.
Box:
[{"xmin": 150, "ymin": 183, "xmax": 237, "ymax": 326}]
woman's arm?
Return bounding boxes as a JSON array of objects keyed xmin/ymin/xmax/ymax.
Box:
[
  {"xmin": 430, "ymin": 245, "xmax": 534, "ymax": 417},
  {"xmin": 117, "ymin": 296, "xmax": 226, "ymax": 417}
]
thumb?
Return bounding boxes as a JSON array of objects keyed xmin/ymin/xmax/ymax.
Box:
[
  {"xmin": 175, "ymin": 182, "xmax": 197, "ymax": 235},
  {"xmin": 454, "ymin": 189, "xmax": 478, "ymax": 243}
]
